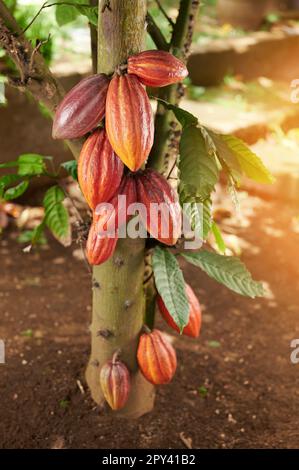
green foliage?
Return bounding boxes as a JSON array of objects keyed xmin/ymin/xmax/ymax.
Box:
[
  {"xmin": 55, "ymin": 1, "xmax": 98, "ymax": 26},
  {"xmin": 0, "ymin": 153, "xmax": 47, "ymax": 176},
  {"xmin": 43, "ymin": 186, "xmax": 71, "ymax": 246},
  {"xmin": 211, "ymin": 221, "xmax": 226, "ymax": 254},
  {"xmin": 61, "ymin": 160, "xmax": 78, "ymax": 181},
  {"xmin": 3, "ymin": 180, "xmax": 29, "ymax": 200},
  {"xmin": 179, "ymin": 125, "xmax": 219, "ymax": 201},
  {"xmin": 153, "ymin": 246, "xmax": 189, "ymax": 332},
  {"xmin": 182, "ymin": 251, "xmax": 264, "ymax": 298},
  {"xmin": 210, "ymin": 132, "xmax": 275, "ymax": 184},
  {"xmin": 157, "ymin": 99, "xmax": 198, "ymax": 129},
  {"xmin": 17, "ymin": 223, "xmax": 47, "ymax": 246}
]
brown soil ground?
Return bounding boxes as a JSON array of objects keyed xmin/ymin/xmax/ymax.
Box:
[{"xmin": 1, "ymin": 194, "xmax": 299, "ymax": 449}]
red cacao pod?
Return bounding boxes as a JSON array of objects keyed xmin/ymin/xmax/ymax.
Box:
[
  {"xmin": 52, "ymin": 74, "xmax": 109, "ymax": 139},
  {"xmin": 86, "ymin": 217, "xmax": 117, "ymax": 265},
  {"xmin": 95, "ymin": 174, "xmax": 137, "ymax": 235},
  {"xmin": 78, "ymin": 128, "xmax": 124, "ymax": 210},
  {"xmin": 157, "ymin": 284, "xmax": 202, "ymax": 338},
  {"xmin": 128, "ymin": 50, "xmax": 188, "ymax": 87},
  {"xmin": 135, "ymin": 169, "xmax": 181, "ymax": 246},
  {"xmin": 137, "ymin": 329, "xmax": 177, "ymax": 385},
  {"xmin": 105, "ymin": 74, "xmax": 154, "ymax": 172},
  {"xmin": 100, "ymin": 356, "xmax": 131, "ymax": 411}
]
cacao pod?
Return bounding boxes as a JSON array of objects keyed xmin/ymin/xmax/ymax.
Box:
[
  {"xmin": 105, "ymin": 74, "xmax": 154, "ymax": 172},
  {"xmin": 78, "ymin": 128, "xmax": 124, "ymax": 210},
  {"xmin": 100, "ymin": 357, "xmax": 131, "ymax": 411},
  {"xmin": 135, "ymin": 169, "xmax": 181, "ymax": 246},
  {"xmin": 95, "ymin": 174, "xmax": 137, "ymax": 236},
  {"xmin": 157, "ymin": 284, "xmax": 202, "ymax": 338},
  {"xmin": 137, "ymin": 329, "xmax": 177, "ymax": 385},
  {"xmin": 52, "ymin": 74, "xmax": 109, "ymax": 139},
  {"xmin": 127, "ymin": 50, "xmax": 188, "ymax": 88},
  {"xmin": 86, "ymin": 216, "xmax": 117, "ymax": 265}
]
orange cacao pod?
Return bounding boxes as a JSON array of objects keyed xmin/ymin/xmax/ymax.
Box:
[
  {"xmin": 137, "ymin": 329, "xmax": 177, "ymax": 385},
  {"xmin": 86, "ymin": 217, "xmax": 117, "ymax": 265},
  {"xmin": 78, "ymin": 128, "xmax": 124, "ymax": 210},
  {"xmin": 128, "ymin": 50, "xmax": 188, "ymax": 87},
  {"xmin": 157, "ymin": 284, "xmax": 202, "ymax": 338},
  {"xmin": 95, "ymin": 174, "xmax": 137, "ymax": 235},
  {"xmin": 105, "ymin": 74, "xmax": 154, "ymax": 172},
  {"xmin": 135, "ymin": 169, "xmax": 181, "ymax": 246},
  {"xmin": 52, "ymin": 74, "xmax": 109, "ymax": 139},
  {"xmin": 100, "ymin": 356, "xmax": 131, "ymax": 411}
]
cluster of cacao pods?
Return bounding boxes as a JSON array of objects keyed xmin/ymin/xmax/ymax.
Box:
[{"xmin": 53, "ymin": 50, "xmax": 187, "ymax": 265}]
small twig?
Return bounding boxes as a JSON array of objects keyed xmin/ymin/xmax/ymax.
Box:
[
  {"xmin": 29, "ymin": 35, "xmax": 51, "ymax": 73},
  {"xmin": 154, "ymin": 0, "xmax": 175, "ymax": 27},
  {"xmin": 166, "ymin": 158, "xmax": 178, "ymax": 180}
]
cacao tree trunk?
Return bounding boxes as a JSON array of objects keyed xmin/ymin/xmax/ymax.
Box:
[{"xmin": 85, "ymin": 0, "xmax": 155, "ymax": 418}]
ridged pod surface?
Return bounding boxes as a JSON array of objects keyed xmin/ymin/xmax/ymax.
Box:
[
  {"xmin": 95, "ymin": 174, "xmax": 137, "ymax": 236},
  {"xmin": 137, "ymin": 329, "xmax": 177, "ymax": 385},
  {"xmin": 136, "ymin": 169, "xmax": 181, "ymax": 246},
  {"xmin": 86, "ymin": 217, "xmax": 117, "ymax": 266},
  {"xmin": 128, "ymin": 50, "xmax": 188, "ymax": 87},
  {"xmin": 52, "ymin": 74, "xmax": 109, "ymax": 139},
  {"xmin": 105, "ymin": 74, "xmax": 154, "ymax": 172},
  {"xmin": 78, "ymin": 128, "xmax": 124, "ymax": 210},
  {"xmin": 100, "ymin": 358, "xmax": 131, "ymax": 411},
  {"xmin": 157, "ymin": 284, "xmax": 202, "ymax": 338}
]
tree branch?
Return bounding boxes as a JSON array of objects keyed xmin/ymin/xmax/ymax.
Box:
[
  {"xmin": 146, "ymin": 12, "xmax": 168, "ymax": 51},
  {"xmin": 148, "ymin": 0, "xmax": 200, "ymax": 172},
  {"xmin": 0, "ymin": 0, "xmax": 82, "ymax": 159}
]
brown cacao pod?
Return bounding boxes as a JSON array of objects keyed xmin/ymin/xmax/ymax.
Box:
[
  {"xmin": 52, "ymin": 74, "xmax": 109, "ymax": 139},
  {"xmin": 86, "ymin": 216, "xmax": 117, "ymax": 265},
  {"xmin": 100, "ymin": 356, "xmax": 131, "ymax": 411},
  {"xmin": 105, "ymin": 74, "xmax": 154, "ymax": 172},
  {"xmin": 127, "ymin": 50, "xmax": 188, "ymax": 87},
  {"xmin": 137, "ymin": 329, "xmax": 177, "ymax": 385},
  {"xmin": 157, "ymin": 284, "xmax": 202, "ymax": 338},
  {"xmin": 95, "ymin": 174, "xmax": 137, "ymax": 236},
  {"xmin": 135, "ymin": 169, "xmax": 181, "ymax": 246},
  {"xmin": 78, "ymin": 128, "xmax": 124, "ymax": 210}
]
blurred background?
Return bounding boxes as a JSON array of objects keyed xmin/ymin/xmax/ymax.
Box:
[{"xmin": 1, "ymin": 0, "xmax": 299, "ymax": 449}]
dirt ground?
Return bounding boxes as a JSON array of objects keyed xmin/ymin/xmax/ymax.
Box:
[{"xmin": 1, "ymin": 192, "xmax": 299, "ymax": 449}]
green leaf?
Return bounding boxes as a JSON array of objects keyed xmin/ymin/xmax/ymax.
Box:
[
  {"xmin": 55, "ymin": 0, "xmax": 80, "ymax": 25},
  {"xmin": 17, "ymin": 223, "xmax": 47, "ymax": 246},
  {"xmin": 211, "ymin": 132, "xmax": 274, "ymax": 184},
  {"xmin": 203, "ymin": 199, "xmax": 212, "ymax": 239},
  {"xmin": 182, "ymin": 250, "xmax": 264, "ymax": 298},
  {"xmin": 153, "ymin": 246, "xmax": 189, "ymax": 332},
  {"xmin": 61, "ymin": 160, "xmax": 78, "ymax": 181},
  {"xmin": 0, "ymin": 174, "xmax": 21, "ymax": 198},
  {"xmin": 76, "ymin": 5, "xmax": 98, "ymax": 25},
  {"xmin": 211, "ymin": 221, "xmax": 226, "ymax": 254},
  {"xmin": 55, "ymin": 1, "xmax": 97, "ymax": 26},
  {"xmin": 0, "ymin": 161, "xmax": 20, "ymax": 169},
  {"xmin": 43, "ymin": 186, "xmax": 71, "ymax": 246},
  {"xmin": 179, "ymin": 126, "xmax": 219, "ymax": 201},
  {"xmin": 4, "ymin": 180, "xmax": 29, "ymax": 200},
  {"xmin": 156, "ymin": 99, "xmax": 198, "ymax": 129},
  {"xmin": 17, "ymin": 154, "xmax": 46, "ymax": 176}
]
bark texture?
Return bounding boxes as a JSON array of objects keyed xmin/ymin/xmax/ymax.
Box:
[{"xmin": 85, "ymin": 0, "xmax": 155, "ymax": 418}]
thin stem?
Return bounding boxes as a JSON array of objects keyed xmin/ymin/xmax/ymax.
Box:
[{"xmin": 146, "ymin": 12, "xmax": 169, "ymax": 51}]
